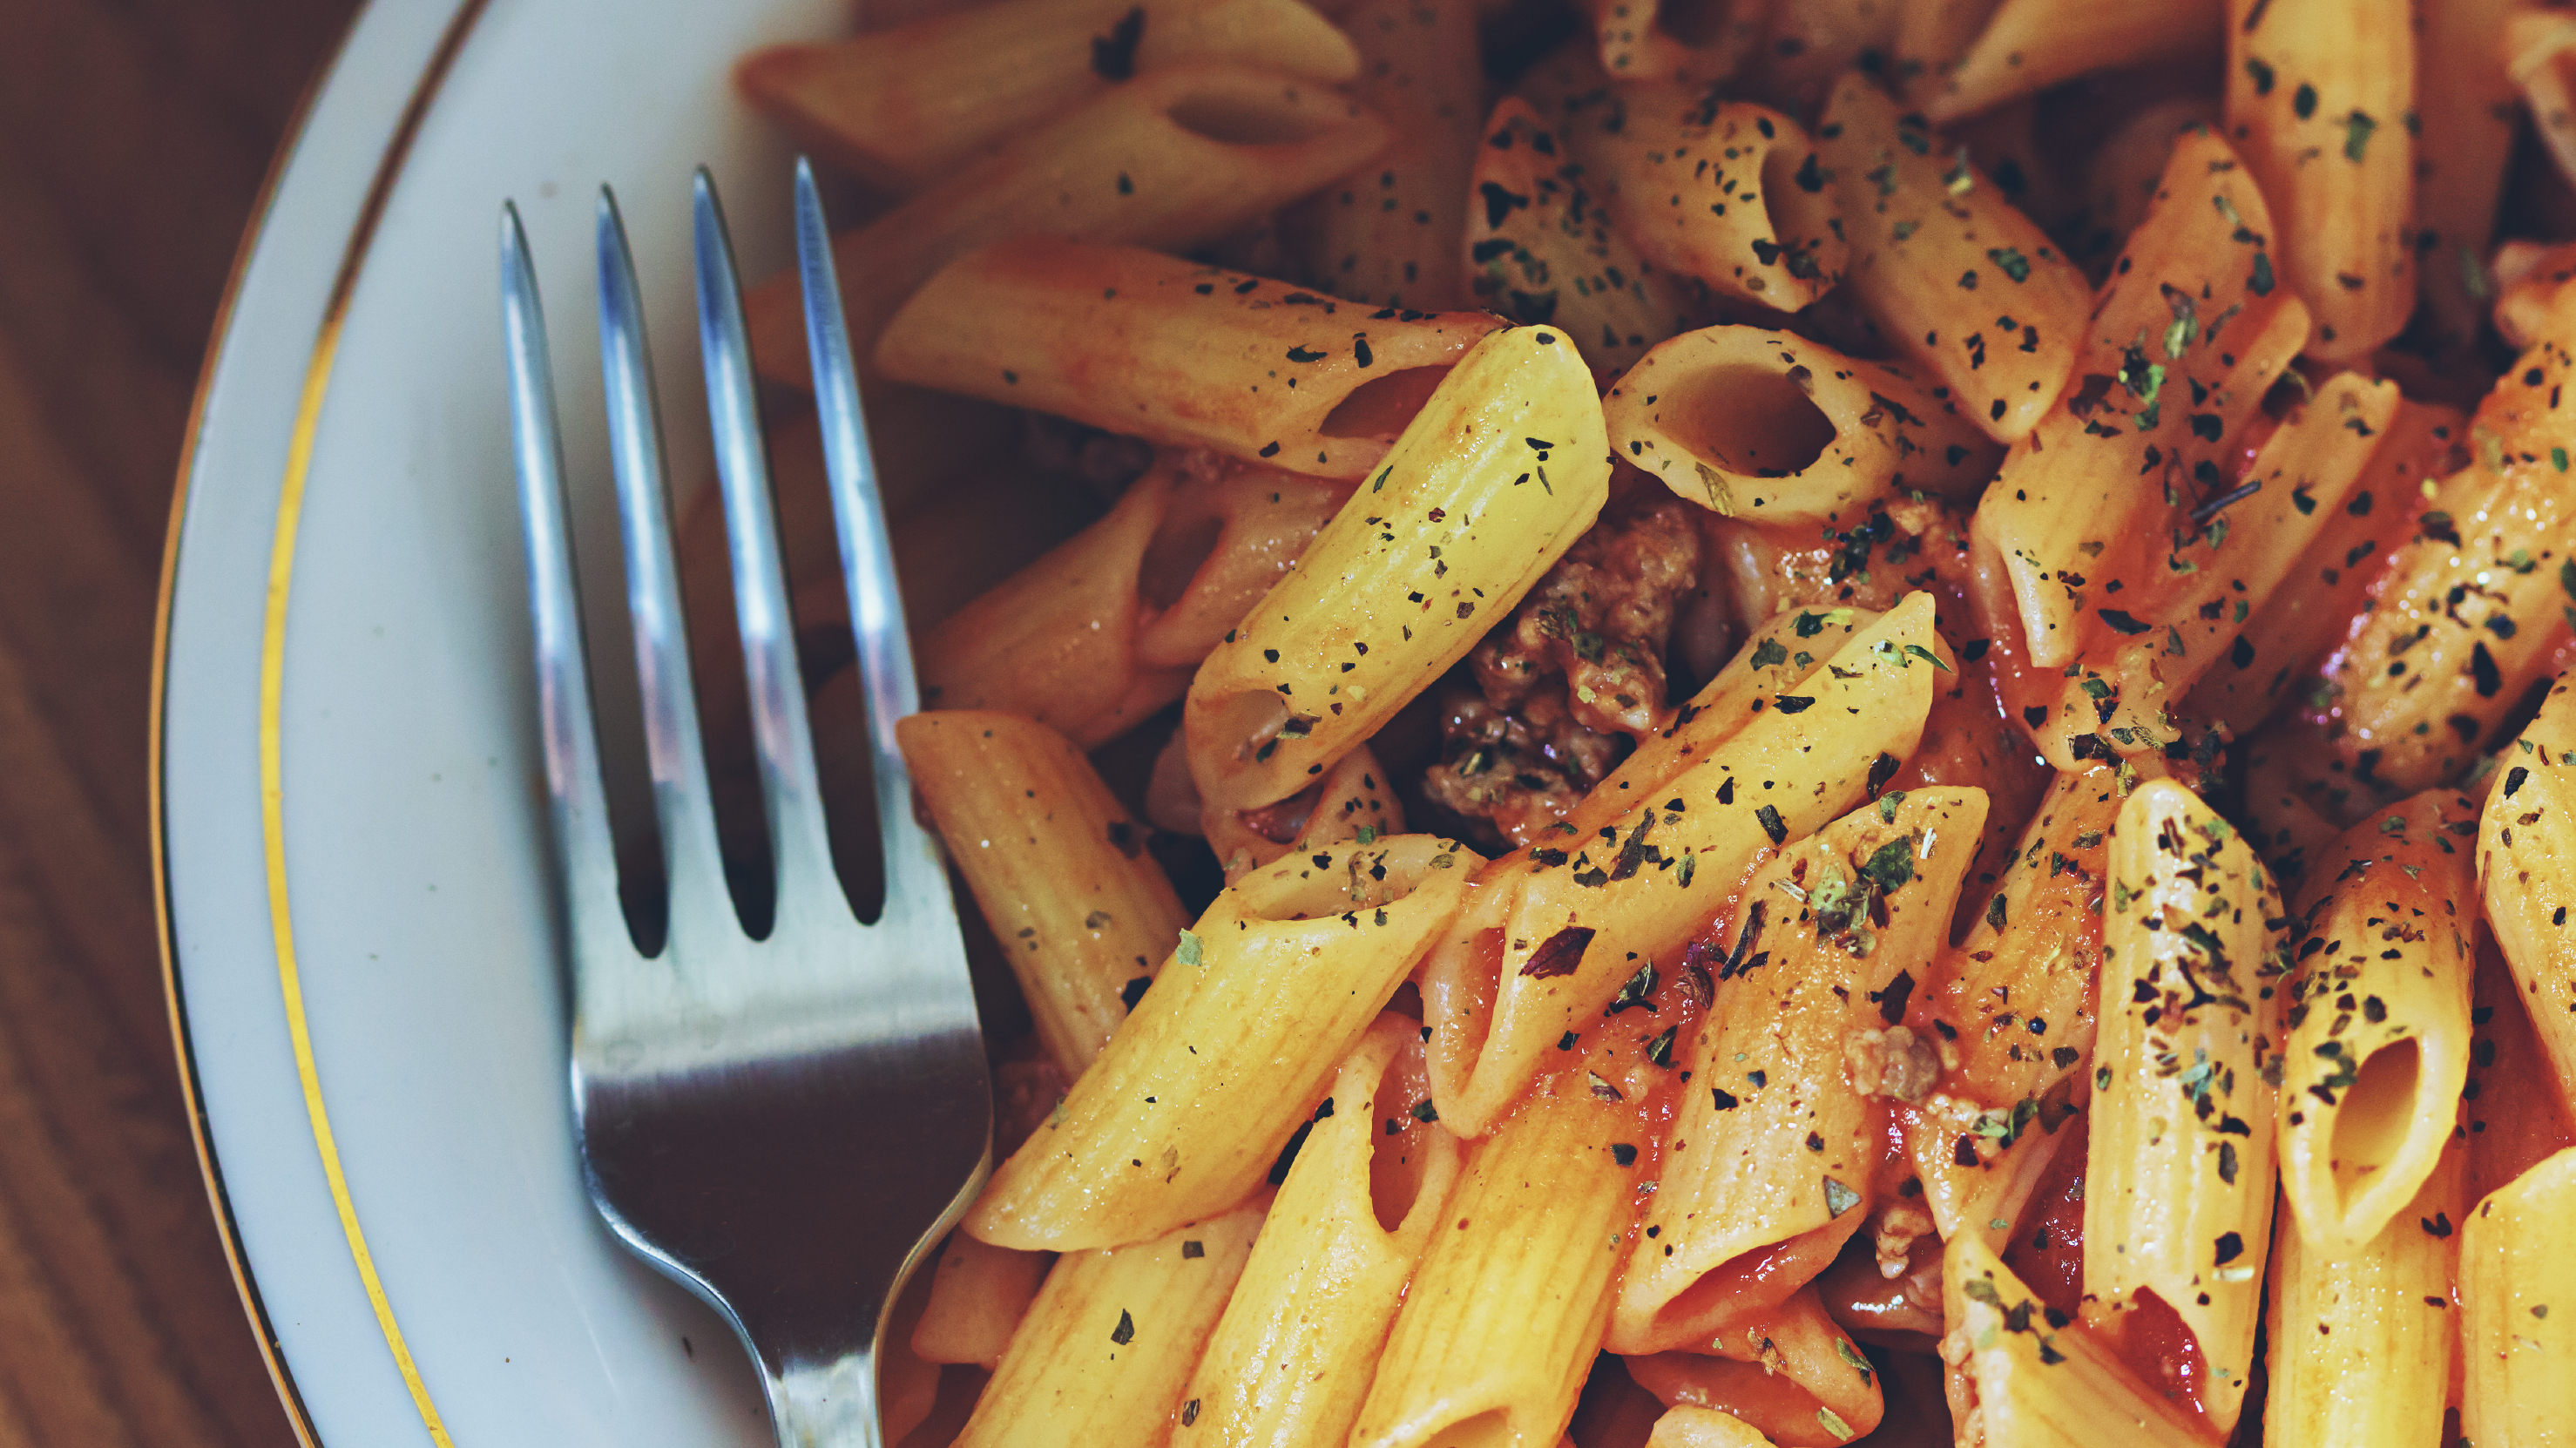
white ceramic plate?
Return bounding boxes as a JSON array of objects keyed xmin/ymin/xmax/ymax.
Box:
[{"xmin": 158, "ymin": 0, "xmax": 856, "ymax": 1440}]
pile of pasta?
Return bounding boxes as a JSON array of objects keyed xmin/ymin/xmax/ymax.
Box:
[{"xmin": 703, "ymin": 0, "xmax": 2576, "ymax": 1442}]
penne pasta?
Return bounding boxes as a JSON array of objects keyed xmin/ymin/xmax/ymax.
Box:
[
  {"xmin": 1920, "ymin": 763, "xmax": 2124, "ymax": 1114},
  {"xmin": 2060, "ymin": 98, "xmax": 2220, "ymax": 284},
  {"xmin": 2479, "ymin": 673, "xmax": 2576, "ymax": 1100},
  {"xmin": 877, "ymin": 239, "xmax": 1503, "ymax": 483},
  {"xmin": 914, "ymin": 1233, "xmax": 1055, "ymax": 1370},
  {"xmin": 2013, "ymin": 371, "xmax": 2396, "ymax": 770},
  {"xmin": 2313, "ymin": 278, "xmax": 2576, "ymax": 792},
  {"xmin": 1465, "ymin": 98, "xmax": 1707, "ymax": 381},
  {"xmin": 1900, "ymin": 1095, "xmax": 2078, "ymax": 1262},
  {"xmin": 1812, "ymin": 72, "xmax": 2088, "ymax": 444},
  {"xmin": 1970, "ymin": 126, "xmax": 2310, "ymax": 682},
  {"xmin": 2412, "ymin": 0, "xmax": 2521, "ymax": 358},
  {"xmin": 746, "ymin": 62, "xmax": 1394, "ymax": 381},
  {"xmin": 1278, "ymin": 0, "xmax": 1484, "ymax": 312},
  {"xmin": 1606, "ymin": 327, "xmax": 2001, "ymax": 528},
  {"xmin": 966, "ymin": 833, "xmax": 1476, "ymax": 1251},
  {"xmin": 2466, "ymin": 933, "xmax": 2576, "ymax": 1207},
  {"xmin": 1940, "ymin": 1235, "xmax": 2208, "ymax": 1448},
  {"xmin": 914, "ymin": 450, "xmax": 1342, "ymax": 748},
  {"xmin": 1613, "ymin": 788, "xmax": 1987, "ymax": 1355},
  {"xmin": 2182, "ymin": 396, "xmax": 2466, "ymax": 742},
  {"xmin": 954, "ymin": 1201, "xmax": 1268, "ymax": 1448},
  {"xmin": 1581, "ymin": 0, "xmax": 1769, "ymax": 87},
  {"xmin": 901, "ymin": 710, "xmax": 1190, "ymax": 1080},
  {"xmin": 2225, "ymin": 0, "xmax": 2414, "ymax": 362},
  {"xmin": 2263, "ymin": 1146, "xmax": 2463, "ymax": 1448},
  {"xmin": 1924, "ymin": 0, "xmax": 2223, "ymax": 125},
  {"xmin": 2084, "ymin": 779, "xmax": 2288, "ymax": 1436},
  {"xmin": 2458, "ymin": 1146, "xmax": 2576, "ymax": 1446},
  {"xmin": 1887, "ymin": 0, "xmax": 2003, "ymax": 109},
  {"xmin": 2277, "ymin": 792, "xmax": 2478, "ymax": 1254},
  {"xmin": 1184, "ymin": 324, "xmax": 1609, "ymax": 813},
  {"xmin": 734, "ymin": 0, "xmax": 1362, "ymax": 193},
  {"xmin": 1624, "ymin": 1289, "xmax": 1883, "ymax": 1445},
  {"xmin": 1418, "ymin": 593, "xmax": 1948, "ymax": 1139},
  {"xmin": 1201, "ymin": 739, "xmax": 1404, "ymax": 881},
  {"xmin": 1347, "ymin": 1075, "xmax": 1646, "ymax": 1448},
  {"xmin": 1577, "ymin": 85, "xmax": 1847, "ymax": 313},
  {"xmin": 1173, "ymin": 1014, "xmax": 1462, "ymax": 1448},
  {"xmin": 1643, "ymin": 1404, "xmax": 1775, "ymax": 1448}
]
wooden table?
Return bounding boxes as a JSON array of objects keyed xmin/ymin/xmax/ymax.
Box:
[{"xmin": 0, "ymin": 0, "xmax": 356, "ymax": 1442}]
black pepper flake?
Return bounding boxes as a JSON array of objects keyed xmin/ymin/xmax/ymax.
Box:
[
  {"xmin": 1875, "ymin": 970, "xmax": 1915, "ymax": 1025},
  {"xmin": 2214, "ymin": 1230, "xmax": 2245, "ymax": 1264},
  {"xmin": 1120, "ymin": 976, "xmax": 1152, "ymax": 1011},
  {"xmin": 1719, "ymin": 777, "xmax": 1737, "ymax": 805},
  {"xmin": 1611, "ymin": 1142, "xmax": 1640, "ymax": 1167},
  {"xmin": 1259, "ymin": 442, "xmax": 1281, "ymax": 457},
  {"xmin": 2471, "ymin": 641, "xmax": 2503, "ymax": 699},
  {"xmin": 1181, "ymin": 1240, "xmax": 1205, "ymax": 1259},
  {"xmin": 2099, "ymin": 607, "xmax": 2152, "ymax": 635},
  {"xmin": 1285, "ymin": 345, "xmax": 1326, "ymax": 363},
  {"xmin": 1111, "ymin": 1309, "xmax": 1136, "ymax": 1344},
  {"xmin": 1712, "ymin": 1088, "xmax": 1740, "ymax": 1111},
  {"xmin": 1866, "ymin": 752, "xmax": 1901, "ymax": 798},
  {"xmin": 1354, "ymin": 337, "xmax": 1374, "ymax": 368},
  {"xmin": 1181, "ymin": 1400, "xmax": 1201, "ymax": 1427},
  {"xmin": 1756, "ymin": 804, "xmax": 1787, "ymax": 844},
  {"xmin": 1748, "ymin": 1070, "xmax": 1768, "ymax": 1088}
]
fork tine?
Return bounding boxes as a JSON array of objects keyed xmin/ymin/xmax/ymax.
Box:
[
  {"xmin": 689, "ymin": 169, "xmax": 842, "ymax": 930},
  {"xmin": 499, "ymin": 203, "xmax": 630, "ymax": 963},
  {"xmin": 594, "ymin": 187, "xmax": 737, "ymax": 951},
  {"xmin": 791, "ymin": 159, "xmax": 950, "ymax": 916}
]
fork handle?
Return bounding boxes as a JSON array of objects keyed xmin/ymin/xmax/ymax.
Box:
[{"xmin": 762, "ymin": 1350, "xmax": 885, "ymax": 1448}]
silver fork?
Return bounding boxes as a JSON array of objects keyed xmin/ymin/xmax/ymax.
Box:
[{"xmin": 498, "ymin": 161, "xmax": 991, "ymax": 1445}]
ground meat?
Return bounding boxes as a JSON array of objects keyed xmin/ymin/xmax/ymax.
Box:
[
  {"xmin": 1475, "ymin": 490, "xmax": 1705, "ymax": 736},
  {"xmin": 1421, "ymin": 490, "xmax": 1705, "ymax": 845},
  {"xmin": 1712, "ymin": 493, "xmax": 1974, "ymax": 625},
  {"xmin": 1846, "ymin": 1025, "xmax": 1943, "ymax": 1103},
  {"xmin": 1420, "ymin": 685, "xmax": 1626, "ymax": 845}
]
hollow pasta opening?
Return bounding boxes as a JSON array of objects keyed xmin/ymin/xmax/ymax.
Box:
[
  {"xmin": 1167, "ymin": 88, "xmax": 1336, "ymax": 146},
  {"xmin": 1139, "ymin": 515, "xmax": 1225, "ymax": 612},
  {"xmin": 1319, "ymin": 365, "xmax": 1454, "ymax": 441},
  {"xmin": 1369, "ymin": 1041, "xmax": 1438, "ymax": 1233},
  {"xmin": 1677, "ymin": 362, "xmax": 1837, "ymax": 478},
  {"xmin": 1422, "ymin": 1408, "xmax": 1514, "ymax": 1448},
  {"xmin": 2329, "ymin": 1037, "xmax": 2422, "ymax": 1200}
]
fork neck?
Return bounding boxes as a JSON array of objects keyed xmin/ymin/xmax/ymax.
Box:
[{"xmin": 758, "ymin": 1349, "xmax": 885, "ymax": 1448}]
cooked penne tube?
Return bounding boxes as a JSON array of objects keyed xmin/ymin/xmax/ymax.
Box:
[
  {"xmin": 1174, "ymin": 1014, "xmax": 1462, "ymax": 1448},
  {"xmin": 2016, "ymin": 372, "xmax": 2395, "ymax": 769},
  {"xmin": 1921, "ymin": 764, "xmax": 2123, "ymax": 1113},
  {"xmin": 735, "ymin": 0, "xmax": 1362, "ymax": 193},
  {"xmin": 2061, "ymin": 98, "xmax": 2219, "ymax": 282},
  {"xmin": 1200, "ymin": 739, "xmax": 1404, "ymax": 881},
  {"xmin": 1613, "ymin": 788, "xmax": 1987, "ymax": 1355},
  {"xmin": 1624, "ymin": 1289, "xmax": 1884, "ymax": 1445},
  {"xmin": 1606, "ymin": 328, "xmax": 2000, "ymax": 528},
  {"xmin": 2465, "ymin": 935, "xmax": 2576, "ymax": 1206},
  {"xmin": 1465, "ymin": 98, "xmax": 1707, "ymax": 381},
  {"xmin": 1418, "ymin": 594, "xmax": 1948, "ymax": 1139},
  {"xmin": 1940, "ymin": 1235, "xmax": 2208, "ymax": 1448},
  {"xmin": 1900, "ymin": 1094, "xmax": 2078, "ymax": 1261},
  {"xmin": 1279, "ymin": 0, "xmax": 1483, "ymax": 312},
  {"xmin": 966, "ymin": 833, "xmax": 1477, "ymax": 1251},
  {"xmin": 2458, "ymin": 1146, "xmax": 2576, "ymax": 1446},
  {"xmin": 1923, "ymin": 0, "xmax": 2223, "ymax": 125},
  {"xmin": 2413, "ymin": 0, "xmax": 2521, "ymax": 357},
  {"xmin": 2315, "ymin": 280, "xmax": 2576, "ymax": 791},
  {"xmin": 1565, "ymin": 603, "xmax": 1883, "ymax": 836},
  {"xmin": 954, "ymin": 1201, "xmax": 1267, "ymax": 1448},
  {"xmin": 2479, "ymin": 673, "xmax": 2576, "ymax": 1100},
  {"xmin": 901, "ymin": 710, "xmax": 1190, "ymax": 1080},
  {"xmin": 1888, "ymin": 0, "xmax": 2003, "ymax": 108},
  {"xmin": 1580, "ymin": 0, "xmax": 1769, "ymax": 86},
  {"xmin": 746, "ymin": 63, "xmax": 1393, "ymax": 381},
  {"xmin": 878, "ymin": 239, "xmax": 1502, "ymax": 483},
  {"xmin": 915, "ymin": 1233, "xmax": 1055, "ymax": 1369},
  {"xmin": 916, "ymin": 450, "xmax": 1341, "ymax": 748},
  {"xmin": 1812, "ymin": 72, "xmax": 2087, "ymax": 444},
  {"xmin": 2083, "ymin": 779, "xmax": 2289, "ymax": 1436},
  {"xmin": 1971, "ymin": 127, "xmax": 2310, "ymax": 680},
  {"xmin": 2278, "ymin": 792, "xmax": 2477, "ymax": 1254},
  {"xmin": 2508, "ymin": 11, "xmax": 2576, "ymax": 197},
  {"xmin": 1184, "ymin": 325, "xmax": 1609, "ymax": 813},
  {"xmin": 2183, "ymin": 396, "xmax": 2465, "ymax": 741},
  {"xmin": 2225, "ymin": 0, "xmax": 2413, "ymax": 362},
  {"xmin": 1581, "ymin": 86, "xmax": 1846, "ymax": 312},
  {"xmin": 1643, "ymin": 1405, "xmax": 1775, "ymax": 1448},
  {"xmin": 2264, "ymin": 1146, "xmax": 2463, "ymax": 1448},
  {"xmin": 1347, "ymin": 1075, "xmax": 1646, "ymax": 1448}
]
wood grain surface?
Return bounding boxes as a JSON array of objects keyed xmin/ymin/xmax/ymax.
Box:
[{"xmin": 0, "ymin": 0, "xmax": 358, "ymax": 1442}]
